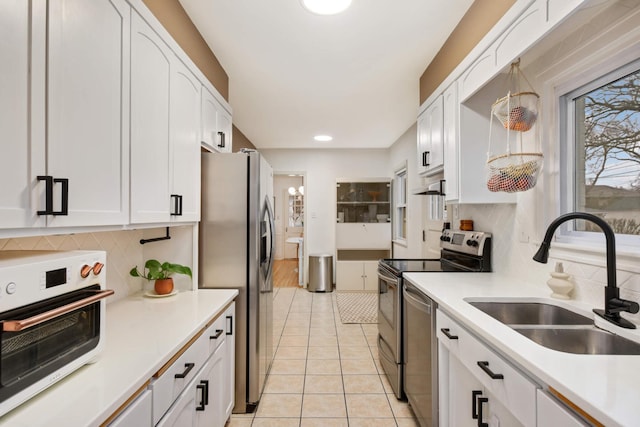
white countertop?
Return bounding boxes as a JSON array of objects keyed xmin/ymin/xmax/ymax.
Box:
[
  {"xmin": 1, "ymin": 288, "xmax": 238, "ymax": 427},
  {"xmin": 404, "ymin": 272, "xmax": 640, "ymax": 427}
]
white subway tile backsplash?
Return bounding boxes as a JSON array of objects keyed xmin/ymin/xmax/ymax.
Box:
[{"xmin": 0, "ymin": 230, "xmax": 145, "ymax": 303}]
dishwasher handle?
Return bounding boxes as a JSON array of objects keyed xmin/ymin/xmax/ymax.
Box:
[{"xmin": 403, "ymin": 284, "xmax": 433, "ymax": 314}]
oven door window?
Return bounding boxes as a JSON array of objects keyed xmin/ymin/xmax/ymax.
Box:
[
  {"xmin": 0, "ymin": 285, "xmax": 102, "ymax": 403},
  {"xmin": 378, "ymin": 274, "xmax": 397, "ymax": 328}
]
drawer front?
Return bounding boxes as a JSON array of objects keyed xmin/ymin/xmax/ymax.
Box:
[
  {"xmin": 438, "ymin": 309, "xmax": 537, "ymax": 426},
  {"xmin": 457, "ymin": 324, "xmax": 537, "ymax": 426},
  {"xmin": 204, "ymin": 313, "xmax": 227, "ymax": 355},
  {"xmin": 151, "ymin": 333, "xmax": 208, "ymax": 425},
  {"xmin": 436, "ymin": 309, "xmax": 462, "ymax": 356}
]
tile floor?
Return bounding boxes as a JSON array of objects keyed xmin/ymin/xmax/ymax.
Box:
[{"xmin": 227, "ymin": 287, "xmax": 419, "ymax": 427}]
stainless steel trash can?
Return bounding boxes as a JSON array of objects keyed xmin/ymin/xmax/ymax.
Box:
[{"xmin": 308, "ymin": 254, "xmax": 334, "ymax": 292}]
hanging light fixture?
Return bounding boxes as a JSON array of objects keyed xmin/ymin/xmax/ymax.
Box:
[
  {"xmin": 288, "ymin": 186, "xmax": 297, "ymax": 196},
  {"xmin": 301, "ymin": 0, "xmax": 352, "ymax": 16},
  {"xmin": 298, "ymin": 186, "xmax": 304, "ymax": 195}
]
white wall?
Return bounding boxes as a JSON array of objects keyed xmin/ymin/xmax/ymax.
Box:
[
  {"xmin": 262, "ymin": 149, "xmax": 390, "ymax": 284},
  {"xmin": 387, "ymin": 123, "xmax": 430, "ymax": 258},
  {"xmin": 454, "ymin": 1, "xmax": 640, "ymax": 322}
]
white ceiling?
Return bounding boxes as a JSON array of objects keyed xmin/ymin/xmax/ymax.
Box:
[{"xmin": 179, "ymin": 0, "xmax": 474, "ymax": 150}]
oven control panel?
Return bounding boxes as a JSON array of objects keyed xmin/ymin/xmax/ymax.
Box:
[
  {"xmin": 0, "ymin": 250, "xmax": 106, "ymax": 311},
  {"xmin": 440, "ymin": 230, "xmax": 491, "ymax": 256}
]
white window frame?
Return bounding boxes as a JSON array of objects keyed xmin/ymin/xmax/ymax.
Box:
[
  {"xmin": 393, "ymin": 165, "xmax": 407, "ymax": 245},
  {"xmin": 557, "ymin": 59, "xmax": 640, "ymax": 252}
]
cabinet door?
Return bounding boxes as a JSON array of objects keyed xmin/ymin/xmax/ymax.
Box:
[
  {"xmin": 170, "ymin": 57, "xmax": 201, "ymax": 223},
  {"xmin": 336, "ymin": 261, "xmax": 364, "ymax": 291},
  {"xmin": 449, "ymin": 355, "xmax": 524, "ymax": 427},
  {"xmin": 156, "ymin": 383, "xmax": 197, "ymax": 427},
  {"xmin": 363, "ymin": 261, "xmax": 378, "ymax": 291},
  {"xmin": 426, "ymin": 95, "xmax": 444, "ymax": 175},
  {"xmin": 197, "ymin": 346, "xmax": 225, "ymax": 427},
  {"xmin": 130, "ymin": 12, "xmax": 171, "ymax": 224},
  {"xmin": 109, "ymin": 389, "xmax": 152, "ymax": 427},
  {"xmin": 0, "ymin": 0, "xmax": 43, "ymax": 228},
  {"xmin": 418, "ymin": 96, "xmax": 444, "ymax": 177},
  {"xmin": 443, "ymin": 82, "xmax": 459, "ymax": 202},
  {"xmin": 46, "ymin": 0, "xmax": 130, "ymax": 227},
  {"xmin": 216, "ymin": 107, "xmax": 233, "ymax": 153},
  {"xmin": 223, "ymin": 305, "xmax": 235, "ymax": 421},
  {"xmin": 201, "ymin": 88, "xmax": 218, "ymax": 151},
  {"xmin": 416, "ymin": 113, "xmax": 430, "ymax": 176}
]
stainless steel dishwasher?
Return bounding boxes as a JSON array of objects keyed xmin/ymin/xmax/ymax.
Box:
[{"xmin": 403, "ymin": 280, "xmax": 438, "ymax": 427}]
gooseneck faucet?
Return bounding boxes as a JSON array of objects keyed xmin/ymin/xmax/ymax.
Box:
[{"xmin": 533, "ymin": 212, "xmax": 639, "ymax": 329}]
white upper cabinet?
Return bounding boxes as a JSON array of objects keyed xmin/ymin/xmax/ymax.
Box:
[
  {"xmin": 442, "ymin": 82, "xmax": 459, "ymax": 202},
  {"xmin": 417, "ymin": 95, "xmax": 444, "ymax": 176},
  {"xmin": 0, "ymin": 1, "xmax": 40, "ymax": 229},
  {"xmin": 130, "ymin": 12, "xmax": 171, "ymax": 224},
  {"xmin": 170, "ymin": 58, "xmax": 201, "ymax": 223},
  {"xmin": 1, "ymin": 0, "xmax": 130, "ymax": 229},
  {"xmin": 131, "ymin": 12, "xmax": 201, "ymax": 224},
  {"xmin": 201, "ymin": 87, "xmax": 232, "ymax": 153}
]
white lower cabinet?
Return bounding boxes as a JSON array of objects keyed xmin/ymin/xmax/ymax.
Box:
[
  {"xmin": 437, "ymin": 309, "xmax": 590, "ymax": 427},
  {"xmin": 336, "ymin": 260, "xmax": 378, "ymax": 291},
  {"xmin": 148, "ymin": 302, "xmax": 234, "ymax": 427},
  {"xmin": 109, "ymin": 389, "xmax": 152, "ymax": 427},
  {"xmin": 537, "ymin": 390, "xmax": 588, "ymax": 426}
]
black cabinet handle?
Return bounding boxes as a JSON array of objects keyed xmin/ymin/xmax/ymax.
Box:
[
  {"xmin": 52, "ymin": 178, "xmax": 68, "ymax": 216},
  {"xmin": 440, "ymin": 328, "xmax": 459, "ymax": 340},
  {"xmin": 477, "ymin": 397, "xmax": 488, "ymax": 427},
  {"xmin": 472, "ymin": 390, "xmax": 482, "ymax": 419},
  {"xmin": 422, "ymin": 151, "xmax": 430, "ymax": 167},
  {"xmin": 174, "ymin": 362, "xmax": 195, "ymax": 379},
  {"xmin": 226, "ymin": 315, "xmax": 233, "ymax": 335},
  {"xmin": 196, "ymin": 382, "xmax": 206, "ymax": 411},
  {"xmin": 201, "ymin": 379, "xmax": 209, "ymax": 405},
  {"xmin": 217, "ymin": 131, "xmax": 225, "ymax": 148},
  {"xmin": 477, "ymin": 361, "xmax": 504, "ymax": 379},
  {"xmin": 37, "ymin": 175, "xmax": 53, "ymax": 215},
  {"xmin": 170, "ymin": 194, "xmax": 183, "ymax": 216},
  {"xmin": 210, "ymin": 329, "xmax": 224, "ymax": 339}
]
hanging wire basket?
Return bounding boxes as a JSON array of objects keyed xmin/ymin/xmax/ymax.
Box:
[
  {"xmin": 492, "ymin": 91, "xmax": 539, "ymax": 131},
  {"xmin": 485, "ymin": 60, "xmax": 543, "ymax": 193}
]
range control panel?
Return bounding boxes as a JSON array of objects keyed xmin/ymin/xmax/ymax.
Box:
[{"xmin": 440, "ymin": 230, "xmax": 492, "ymax": 256}]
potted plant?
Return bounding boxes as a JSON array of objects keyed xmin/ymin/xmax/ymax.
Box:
[{"xmin": 129, "ymin": 260, "xmax": 192, "ymax": 295}]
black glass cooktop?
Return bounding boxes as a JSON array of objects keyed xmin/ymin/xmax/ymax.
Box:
[{"xmin": 380, "ymin": 258, "xmax": 443, "ymax": 275}]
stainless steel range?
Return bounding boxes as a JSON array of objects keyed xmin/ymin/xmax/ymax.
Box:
[{"xmin": 377, "ymin": 229, "xmax": 492, "ymax": 408}]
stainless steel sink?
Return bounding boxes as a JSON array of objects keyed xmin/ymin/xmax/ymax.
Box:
[
  {"xmin": 514, "ymin": 327, "xmax": 640, "ymax": 355},
  {"xmin": 468, "ymin": 301, "xmax": 592, "ymax": 325}
]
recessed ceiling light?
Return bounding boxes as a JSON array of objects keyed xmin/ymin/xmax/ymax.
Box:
[
  {"xmin": 301, "ymin": 0, "xmax": 352, "ymax": 16},
  {"xmin": 313, "ymin": 135, "xmax": 333, "ymax": 142}
]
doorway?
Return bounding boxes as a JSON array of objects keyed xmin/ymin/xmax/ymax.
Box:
[{"xmin": 273, "ymin": 173, "xmax": 305, "ymax": 287}]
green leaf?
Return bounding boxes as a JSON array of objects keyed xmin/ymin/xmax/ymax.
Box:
[{"xmin": 129, "ymin": 267, "xmax": 141, "ymax": 277}]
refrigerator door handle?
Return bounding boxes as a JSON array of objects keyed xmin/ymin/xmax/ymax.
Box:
[{"xmin": 264, "ymin": 195, "xmax": 276, "ymax": 291}]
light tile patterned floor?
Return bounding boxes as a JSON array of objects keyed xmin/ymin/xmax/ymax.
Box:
[{"xmin": 227, "ymin": 288, "xmax": 419, "ymax": 427}]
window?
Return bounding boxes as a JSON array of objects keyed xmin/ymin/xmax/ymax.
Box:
[
  {"xmin": 561, "ymin": 60, "xmax": 640, "ymax": 246},
  {"xmin": 394, "ymin": 167, "xmax": 407, "ymax": 242}
]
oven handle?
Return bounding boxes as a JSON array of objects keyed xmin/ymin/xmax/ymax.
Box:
[
  {"xmin": 2, "ymin": 289, "xmax": 114, "ymax": 332},
  {"xmin": 377, "ymin": 267, "xmax": 399, "ymax": 285}
]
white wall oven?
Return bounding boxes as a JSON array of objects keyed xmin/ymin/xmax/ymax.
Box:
[{"xmin": 0, "ymin": 250, "xmax": 113, "ymax": 416}]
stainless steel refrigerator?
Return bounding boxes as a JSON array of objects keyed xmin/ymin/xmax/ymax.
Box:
[{"xmin": 199, "ymin": 150, "xmax": 275, "ymax": 413}]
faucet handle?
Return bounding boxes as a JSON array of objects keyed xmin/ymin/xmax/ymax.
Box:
[{"xmin": 608, "ymin": 298, "xmax": 640, "ymax": 314}]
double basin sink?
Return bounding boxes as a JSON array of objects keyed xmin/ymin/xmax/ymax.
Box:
[{"xmin": 467, "ymin": 300, "xmax": 640, "ymax": 355}]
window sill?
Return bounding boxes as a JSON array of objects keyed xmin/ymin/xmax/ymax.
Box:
[
  {"xmin": 545, "ymin": 240, "xmax": 640, "ymax": 275},
  {"xmin": 392, "ymin": 239, "xmax": 408, "ymax": 248}
]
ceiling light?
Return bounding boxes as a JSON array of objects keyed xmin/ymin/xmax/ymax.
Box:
[
  {"xmin": 301, "ymin": 0, "xmax": 352, "ymax": 15},
  {"xmin": 314, "ymin": 135, "xmax": 333, "ymax": 142}
]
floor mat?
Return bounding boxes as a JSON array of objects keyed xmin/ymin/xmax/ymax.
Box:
[{"xmin": 336, "ymin": 292, "xmax": 378, "ymax": 324}]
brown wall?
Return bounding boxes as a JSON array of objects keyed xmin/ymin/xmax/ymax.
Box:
[
  {"xmin": 232, "ymin": 125, "xmax": 257, "ymax": 152},
  {"xmin": 142, "ymin": 0, "xmax": 229, "ymax": 101},
  {"xmin": 419, "ymin": 0, "xmax": 515, "ymax": 104}
]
